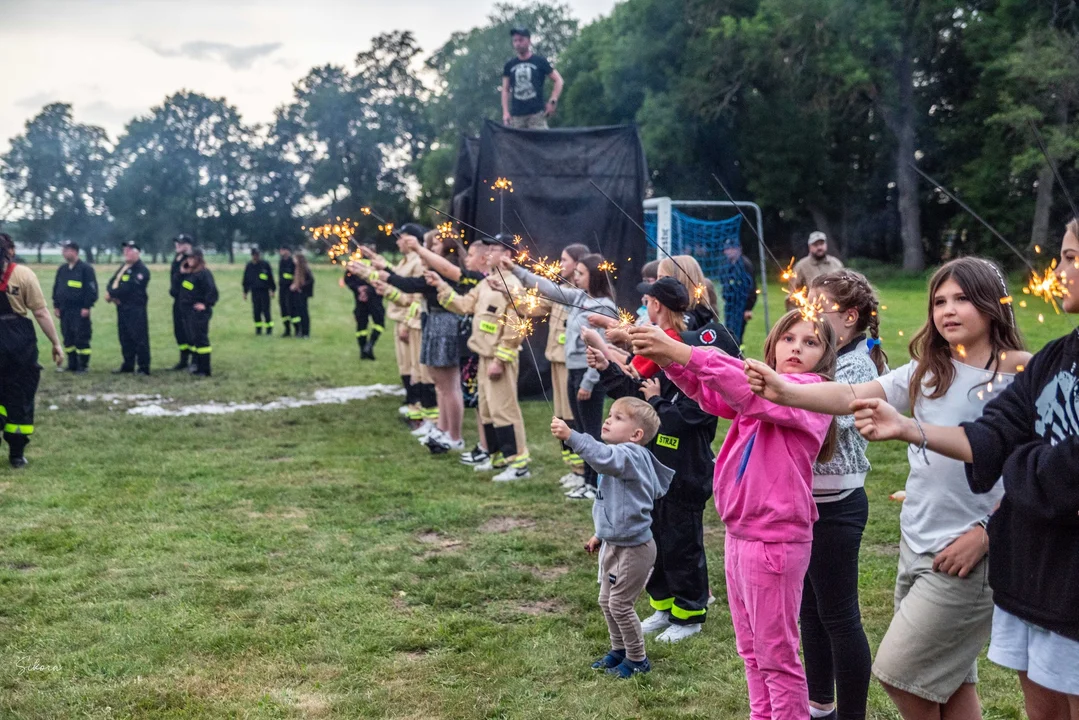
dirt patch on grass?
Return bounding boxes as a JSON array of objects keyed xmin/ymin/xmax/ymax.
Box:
[
  {"xmin": 6, "ymin": 561, "xmax": 37, "ymax": 571},
  {"xmin": 516, "ymin": 564, "xmax": 570, "ymax": 581},
  {"xmin": 864, "ymin": 542, "xmax": 900, "ymax": 557},
  {"xmin": 415, "ymin": 532, "xmax": 464, "ymax": 559},
  {"xmin": 270, "ymin": 689, "xmax": 332, "ymax": 717},
  {"xmin": 478, "ymin": 516, "xmax": 536, "ymax": 533},
  {"xmin": 514, "ymin": 599, "xmax": 568, "ymax": 616}
]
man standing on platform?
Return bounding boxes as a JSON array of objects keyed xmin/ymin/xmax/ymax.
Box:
[
  {"xmin": 243, "ymin": 247, "xmax": 276, "ymax": 335},
  {"xmin": 52, "ymin": 241, "xmax": 98, "ymax": 373},
  {"xmin": 787, "ymin": 231, "xmax": 843, "ymax": 309},
  {"xmin": 170, "ymin": 234, "xmax": 194, "ymax": 369},
  {"xmin": 278, "ymin": 246, "xmax": 296, "ymax": 337},
  {"xmin": 105, "ymin": 241, "xmax": 151, "ymax": 375},
  {"xmin": 501, "ymin": 27, "xmax": 563, "ymax": 130}
]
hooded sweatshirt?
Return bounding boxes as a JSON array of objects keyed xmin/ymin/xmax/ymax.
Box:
[
  {"xmin": 565, "ymin": 430, "xmax": 674, "ymax": 546},
  {"xmin": 663, "ymin": 347, "xmax": 832, "ymax": 543},
  {"xmin": 512, "ymin": 266, "xmax": 616, "ymax": 391}
]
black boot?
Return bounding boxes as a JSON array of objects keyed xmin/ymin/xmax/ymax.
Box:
[
  {"xmin": 197, "ymin": 353, "xmax": 211, "ymax": 377},
  {"xmin": 256, "ymin": 327, "xmax": 263, "ymax": 336},
  {"xmin": 171, "ymin": 350, "xmax": 190, "ymax": 371},
  {"xmin": 67, "ymin": 352, "xmax": 78, "ymax": 372},
  {"xmin": 77, "ymin": 351, "xmax": 90, "ymax": 374},
  {"xmin": 362, "ymin": 328, "xmax": 381, "ymax": 360},
  {"xmin": 7, "ymin": 434, "xmax": 29, "ymax": 469}
]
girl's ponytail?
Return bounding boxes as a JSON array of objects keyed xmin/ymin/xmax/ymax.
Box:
[{"xmin": 866, "ymin": 308, "xmax": 889, "ymax": 375}]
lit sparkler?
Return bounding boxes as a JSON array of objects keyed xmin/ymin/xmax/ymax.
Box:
[
  {"xmin": 784, "ymin": 286, "xmax": 826, "ymax": 324},
  {"xmin": 491, "ymin": 177, "xmax": 514, "ymax": 193},
  {"xmin": 780, "ymin": 257, "xmax": 795, "ymax": 284},
  {"xmin": 617, "ymin": 309, "xmax": 636, "ymax": 328},
  {"xmin": 306, "ymin": 219, "xmax": 360, "ymax": 264},
  {"xmin": 1022, "ymin": 261, "xmax": 1068, "ymax": 314},
  {"xmin": 500, "ymin": 313, "xmax": 534, "ymax": 339},
  {"xmin": 597, "ymin": 260, "xmax": 617, "ymax": 274}
]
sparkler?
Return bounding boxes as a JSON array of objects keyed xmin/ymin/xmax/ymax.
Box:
[
  {"xmin": 493, "ymin": 265, "xmax": 551, "ymax": 409},
  {"xmin": 358, "ymin": 206, "xmax": 401, "ymax": 237},
  {"xmin": 305, "ymin": 219, "xmax": 361, "ymax": 264},
  {"xmin": 617, "ymin": 308, "xmax": 636, "ymax": 328},
  {"xmin": 1023, "ymin": 260, "xmax": 1069, "ymax": 314},
  {"xmin": 491, "ymin": 177, "xmax": 514, "ymax": 233}
]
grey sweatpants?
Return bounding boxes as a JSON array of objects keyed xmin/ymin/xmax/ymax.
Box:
[{"xmin": 598, "ymin": 539, "xmax": 657, "ymax": 661}]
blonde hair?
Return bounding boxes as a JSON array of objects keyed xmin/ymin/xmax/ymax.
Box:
[
  {"xmin": 610, "ymin": 397, "xmax": 661, "ymax": 445},
  {"xmin": 657, "ymin": 255, "xmax": 717, "ymax": 311}
]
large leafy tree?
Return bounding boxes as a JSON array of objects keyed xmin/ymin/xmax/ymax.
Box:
[{"xmin": 1, "ymin": 103, "xmax": 111, "ymax": 261}]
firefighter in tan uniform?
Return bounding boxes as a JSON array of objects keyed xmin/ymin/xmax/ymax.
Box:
[
  {"xmin": 435, "ymin": 234, "xmax": 530, "ymax": 481},
  {"xmin": 384, "ymin": 224, "xmax": 435, "ymax": 426}
]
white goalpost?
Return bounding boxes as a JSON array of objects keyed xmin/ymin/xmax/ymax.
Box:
[{"xmin": 644, "ymin": 197, "xmax": 772, "ymax": 328}]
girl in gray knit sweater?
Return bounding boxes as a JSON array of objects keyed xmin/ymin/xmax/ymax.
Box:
[{"xmin": 801, "ymin": 270, "xmax": 888, "ymax": 720}]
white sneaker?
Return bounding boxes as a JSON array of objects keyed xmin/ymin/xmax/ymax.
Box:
[
  {"xmin": 428, "ymin": 436, "xmax": 465, "ymax": 454},
  {"xmin": 656, "ymin": 623, "xmax": 702, "ymax": 643},
  {"xmin": 707, "ymin": 594, "xmax": 716, "ymax": 606},
  {"xmin": 565, "ymin": 485, "xmax": 597, "ymax": 500},
  {"xmin": 398, "ymin": 405, "xmax": 411, "ymax": 417},
  {"xmin": 492, "ymin": 466, "xmax": 531, "ymax": 482},
  {"xmin": 640, "ymin": 611, "xmax": 672, "ymax": 634},
  {"xmin": 418, "ymin": 427, "xmax": 443, "ymax": 444},
  {"xmin": 410, "ymin": 420, "xmax": 436, "ymax": 437},
  {"xmin": 559, "ymin": 472, "xmax": 585, "ymax": 489},
  {"xmin": 474, "ymin": 459, "xmax": 498, "ymax": 472}
]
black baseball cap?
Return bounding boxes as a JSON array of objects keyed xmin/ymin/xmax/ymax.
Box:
[
  {"xmin": 61, "ymin": 240, "xmax": 80, "ymax": 251},
  {"xmin": 480, "ymin": 232, "xmax": 513, "ymax": 248},
  {"xmin": 173, "ymin": 233, "xmax": 193, "ymax": 245},
  {"xmin": 250, "ymin": 246, "xmax": 261, "ymax": 255},
  {"xmin": 637, "ymin": 277, "xmax": 690, "ymax": 313},
  {"xmin": 121, "ymin": 240, "xmax": 141, "ymax": 251},
  {"xmin": 510, "ymin": 26, "xmax": 530, "ymax": 38}
]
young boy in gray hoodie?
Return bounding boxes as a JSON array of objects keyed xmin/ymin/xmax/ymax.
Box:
[{"xmin": 551, "ymin": 397, "xmax": 674, "ymax": 678}]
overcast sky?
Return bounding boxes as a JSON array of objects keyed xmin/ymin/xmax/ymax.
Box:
[{"xmin": 0, "ymin": 0, "xmax": 617, "ymax": 153}]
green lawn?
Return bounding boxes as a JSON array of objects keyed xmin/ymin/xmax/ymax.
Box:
[{"xmin": 0, "ymin": 261, "xmax": 1068, "ymax": 719}]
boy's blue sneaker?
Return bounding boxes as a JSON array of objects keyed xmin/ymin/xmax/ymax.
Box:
[
  {"xmin": 590, "ymin": 649, "xmax": 625, "ymax": 670},
  {"xmin": 607, "ymin": 657, "xmax": 651, "ymax": 678}
]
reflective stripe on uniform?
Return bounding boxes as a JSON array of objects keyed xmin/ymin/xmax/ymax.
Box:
[
  {"xmin": 495, "ymin": 346, "xmax": 517, "ymax": 362},
  {"xmin": 478, "ymin": 320, "xmax": 498, "ymax": 334},
  {"xmin": 66, "ymin": 280, "xmax": 83, "ymax": 288},
  {"xmin": 510, "ymin": 451, "xmax": 531, "ymax": 469},
  {"xmin": 356, "ymin": 330, "xmax": 370, "ymax": 338},
  {"xmin": 194, "ymin": 346, "xmax": 213, "ymax": 354},
  {"xmin": 439, "ymin": 292, "xmax": 458, "ymax": 309},
  {"xmin": 181, "ymin": 280, "xmax": 194, "ymax": 290},
  {"xmin": 178, "ymin": 344, "xmax": 191, "ymax": 351},
  {"xmin": 370, "ymin": 324, "xmax": 384, "ymax": 333},
  {"xmin": 3, "ymin": 423, "xmax": 34, "ymax": 435},
  {"xmin": 258, "ymin": 273, "xmax": 268, "ymax": 280},
  {"xmin": 76, "ymin": 348, "xmax": 92, "ymax": 355},
  {"xmin": 282, "ymin": 273, "xmax": 294, "ymax": 280},
  {"xmin": 406, "ymin": 301, "xmax": 421, "ymax": 320},
  {"xmin": 386, "ymin": 288, "xmax": 401, "ymax": 303},
  {"xmin": 64, "ymin": 346, "xmax": 76, "ymax": 353},
  {"xmin": 670, "ymin": 605, "xmax": 707, "ymax": 621},
  {"xmin": 649, "ymin": 596, "xmax": 675, "ymax": 612}
]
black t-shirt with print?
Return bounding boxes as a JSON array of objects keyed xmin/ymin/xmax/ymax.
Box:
[{"xmin": 503, "ymin": 54, "xmax": 553, "ymax": 117}]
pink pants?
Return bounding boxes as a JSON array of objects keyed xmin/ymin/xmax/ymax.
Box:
[{"xmin": 725, "ymin": 534, "xmax": 813, "ymax": 720}]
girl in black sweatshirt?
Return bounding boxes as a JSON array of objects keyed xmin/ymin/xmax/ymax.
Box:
[{"xmin": 851, "ymin": 220, "xmax": 1079, "ymax": 711}]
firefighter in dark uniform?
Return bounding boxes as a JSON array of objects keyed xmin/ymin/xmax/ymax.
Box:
[
  {"xmin": 52, "ymin": 240, "xmax": 98, "ymax": 373},
  {"xmin": 177, "ymin": 248, "xmax": 219, "ymax": 377},
  {"xmin": 344, "ymin": 255, "xmax": 385, "ymax": 360},
  {"xmin": 278, "ymin": 246, "xmax": 296, "ymax": 337},
  {"xmin": 105, "ymin": 240, "xmax": 152, "ymax": 375},
  {"xmin": 170, "ymin": 234, "xmax": 194, "ymax": 369},
  {"xmin": 242, "ymin": 247, "xmax": 276, "ymax": 335},
  {"xmin": 0, "ymin": 233, "xmax": 65, "ymax": 468}
]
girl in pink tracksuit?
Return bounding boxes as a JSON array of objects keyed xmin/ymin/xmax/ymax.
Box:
[{"xmin": 630, "ymin": 310, "xmax": 838, "ymax": 720}]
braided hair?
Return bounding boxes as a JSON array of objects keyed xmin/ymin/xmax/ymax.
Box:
[{"xmin": 809, "ymin": 270, "xmax": 888, "ymax": 375}]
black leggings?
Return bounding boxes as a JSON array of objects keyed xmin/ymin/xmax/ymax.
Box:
[
  {"xmin": 567, "ymin": 367, "xmax": 605, "ymax": 489},
  {"xmin": 290, "ymin": 292, "xmax": 309, "ymax": 337},
  {"xmin": 801, "ymin": 488, "xmax": 871, "ymax": 720}
]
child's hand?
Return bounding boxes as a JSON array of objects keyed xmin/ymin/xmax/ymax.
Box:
[
  {"xmin": 628, "ymin": 325, "xmax": 677, "ymax": 365},
  {"xmin": 745, "ymin": 358, "xmax": 786, "ymax": 401},
  {"xmin": 423, "ymin": 270, "xmax": 442, "ymax": 287},
  {"xmin": 639, "ymin": 378, "xmax": 661, "ymax": 400},
  {"xmin": 933, "ymin": 526, "xmax": 988, "ymax": 577},
  {"xmin": 588, "ymin": 313, "xmax": 617, "ymax": 329},
  {"xmin": 397, "ymin": 324, "xmax": 409, "ymax": 342},
  {"xmin": 486, "ymin": 275, "xmax": 508, "ymax": 294},
  {"xmin": 581, "ymin": 327, "xmax": 606, "ymax": 350},
  {"xmin": 403, "ymin": 236, "xmax": 421, "ymax": 253},
  {"xmin": 586, "ymin": 346, "xmax": 609, "ymax": 371},
  {"xmin": 487, "ymin": 359, "xmax": 504, "ymax": 379},
  {"xmin": 606, "ymin": 327, "xmax": 630, "ymax": 348},
  {"xmin": 499, "ymin": 255, "xmax": 514, "ymax": 272},
  {"xmin": 851, "ymin": 398, "xmax": 916, "ymax": 443},
  {"xmin": 550, "ymin": 416, "xmax": 572, "ymax": 441},
  {"xmin": 584, "ymin": 535, "xmax": 601, "ymax": 554}
]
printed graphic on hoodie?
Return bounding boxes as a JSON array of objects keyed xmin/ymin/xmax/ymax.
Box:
[{"xmin": 1034, "ymin": 364, "xmax": 1079, "ymax": 445}]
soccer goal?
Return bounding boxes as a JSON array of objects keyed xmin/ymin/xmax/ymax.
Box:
[{"xmin": 644, "ymin": 197, "xmax": 771, "ymax": 328}]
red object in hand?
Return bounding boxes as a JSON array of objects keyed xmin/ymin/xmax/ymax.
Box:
[{"xmin": 631, "ymin": 328, "xmax": 683, "ymax": 379}]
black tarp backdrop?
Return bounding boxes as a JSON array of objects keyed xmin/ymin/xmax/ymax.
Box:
[
  {"xmin": 454, "ymin": 121, "xmax": 649, "ymax": 397},
  {"xmin": 450, "ymin": 135, "xmax": 481, "ymax": 225}
]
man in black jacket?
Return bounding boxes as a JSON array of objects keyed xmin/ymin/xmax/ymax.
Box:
[
  {"xmin": 105, "ymin": 241, "xmax": 151, "ymax": 375},
  {"xmin": 591, "ymin": 333, "xmax": 720, "ymax": 642},
  {"xmin": 278, "ymin": 246, "xmax": 296, "ymax": 337},
  {"xmin": 242, "ymin": 247, "xmax": 276, "ymax": 335},
  {"xmin": 52, "ymin": 241, "xmax": 98, "ymax": 372},
  {"xmin": 169, "ymin": 234, "xmax": 194, "ymax": 369}
]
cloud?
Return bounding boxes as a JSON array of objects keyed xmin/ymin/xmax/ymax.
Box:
[
  {"xmin": 139, "ymin": 39, "xmax": 282, "ymax": 70},
  {"xmin": 15, "ymin": 92, "xmax": 63, "ymax": 109}
]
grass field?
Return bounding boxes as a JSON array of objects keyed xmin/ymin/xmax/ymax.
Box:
[{"xmin": 0, "ymin": 260, "xmax": 1070, "ymax": 719}]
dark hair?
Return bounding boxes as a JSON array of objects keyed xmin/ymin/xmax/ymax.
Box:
[
  {"xmin": 0, "ymin": 233, "xmax": 14, "ymax": 275},
  {"xmin": 908, "ymin": 257, "xmax": 1025, "ymax": 411},
  {"xmin": 293, "ymin": 254, "xmax": 311, "ymax": 287},
  {"xmin": 641, "ymin": 259, "xmax": 661, "ymax": 281},
  {"xmin": 763, "ymin": 310, "xmax": 839, "ymax": 462},
  {"xmin": 441, "ymin": 236, "xmax": 466, "ymax": 271},
  {"xmin": 810, "ymin": 270, "xmax": 889, "ymax": 374},
  {"xmin": 562, "ymin": 243, "xmax": 590, "ymax": 263},
  {"xmin": 576, "ymin": 253, "xmax": 614, "ymax": 300}
]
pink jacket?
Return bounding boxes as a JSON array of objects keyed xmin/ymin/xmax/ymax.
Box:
[{"xmin": 664, "ymin": 347, "xmax": 832, "ymax": 543}]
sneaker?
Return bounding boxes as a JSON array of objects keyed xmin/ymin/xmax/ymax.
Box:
[
  {"xmin": 474, "ymin": 458, "xmax": 499, "ymax": 472},
  {"xmin": 707, "ymin": 594, "xmax": 716, "ymax": 607},
  {"xmin": 428, "ymin": 436, "xmax": 465, "ymax": 455},
  {"xmin": 565, "ymin": 485, "xmax": 597, "ymax": 500},
  {"xmin": 640, "ymin": 611, "xmax": 672, "ymax": 634},
  {"xmin": 418, "ymin": 427, "xmax": 443, "ymax": 445},
  {"xmin": 398, "ymin": 405, "xmax": 411, "ymax": 417},
  {"xmin": 492, "ymin": 466, "xmax": 531, "ymax": 482},
  {"xmin": 656, "ymin": 623, "xmax": 702, "ymax": 643},
  {"xmin": 591, "ymin": 649, "xmax": 625, "ymax": 670},
  {"xmin": 459, "ymin": 446, "xmax": 489, "ymax": 465},
  {"xmin": 607, "ymin": 657, "xmax": 651, "ymax": 678},
  {"xmin": 559, "ymin": 472, "xmax": 585, "ymax": 489},
  {"xmin": 410, "ymin": 420, "xmax": 436, "ymax": 437},
  {"xmin": 9, "ymin": 456, "xmax": 28, "ymax": 469}
]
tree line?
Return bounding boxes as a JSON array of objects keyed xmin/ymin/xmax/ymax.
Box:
[{"xmin": 2, "ymin": 1, "xmax": 1077, "ymax": 271}]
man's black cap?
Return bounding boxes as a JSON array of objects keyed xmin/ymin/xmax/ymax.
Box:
[
  {"xmin": 173, "ymin": 233, "xmax": 193, "ymax": 245},
  {"xmin": 510, "ymin": 26, "xmax": 530, "ymax": 38},
  {"xmin": 250, "ymin": 246, "xmax": 261, "ymax": 255},
  {"xmin": 61, "ymin": 240, "xmax": 80, "ymax": 251},
  {"xmin": 637, "ymin": 276, "xmax": 690, "ymax": 313},
  {"xmin": 121, "ymin": 240, "xmax": 141, "ymax": 251},
  {"xmin": 481, "ymin": 232, "xmax": 513, "ymax": 248},
  {"xmin": 399, "ymin": 223, "xmax": 429, "ymax": 240}
]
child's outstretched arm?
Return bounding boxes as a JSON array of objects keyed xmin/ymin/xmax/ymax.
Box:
[
  {"xmin": 629, "ymin": 325, "xmax": 734, "ymax": 418},
  {"xmin": 562, "ymin": 429, "xmax": 640, "ymax": 480},
  {"xmin": 851, "ymin": 398, "xmax": 973, "ymax": 461},
  {"xmin": 508, "ymin": 258, "xmax": 585, "ymax": 305},
  {"xmin": 745, "ymin": 358, "xmax": 886, "ymax": 416}
]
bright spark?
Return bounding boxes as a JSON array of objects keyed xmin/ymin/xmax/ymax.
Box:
[{"xmin": 1025, "ymin": 261, "xmax": 1068, "ymax": 314}]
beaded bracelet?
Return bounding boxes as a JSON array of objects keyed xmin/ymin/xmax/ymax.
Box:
[{"xmin": 911, "ymin": 417, "xmax": 931, "ymax": 465}]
